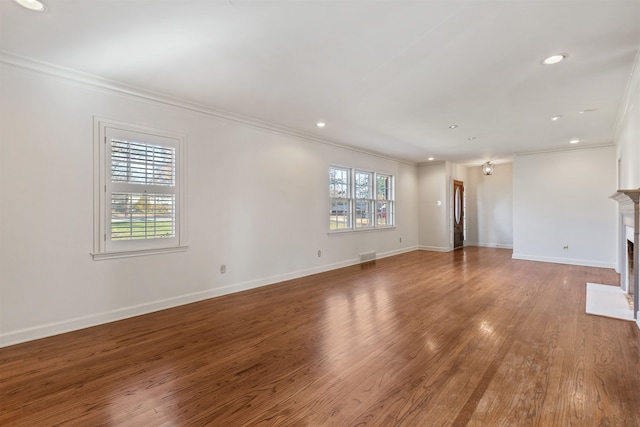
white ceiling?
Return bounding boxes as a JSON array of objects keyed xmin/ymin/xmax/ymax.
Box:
[{"xmin": 1, "ymin": 0, "xmax": 639, "ymax": 164}]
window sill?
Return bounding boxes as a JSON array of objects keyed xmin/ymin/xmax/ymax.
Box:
[
  {"xmin": 328, "ymin": 226, "xmax": 396, "ymax": 235},
  {"xmin": 91, "ymin": 245, "xmax": 188, "ymax": 260}
]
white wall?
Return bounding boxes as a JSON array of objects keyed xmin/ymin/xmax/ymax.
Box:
[
  {"xmin": 0, "ymin": 62, "xmax": 419, "ymax": 346},
  {"xmin": 613, "ymin": 52, "xmax": 640, "ymax": 327},
  {"xmin": 417, "ymin": 162, "xmax": 449, "ymax": 250},
  {"xmin": 616, "ymin": 55, "xmax": 640, "ymax": 189},
  {"xmin": 512, "ymin": 146, "xmax": 617, "ymax": 268},
  {"xmin": 417, "ymin": 161, "xmax": 470, "ymax": 251},
  {"xmin": 466, "ymin": 163, "xmax": 513, "ymax": 248}
]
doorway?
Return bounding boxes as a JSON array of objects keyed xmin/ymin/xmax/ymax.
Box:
[{"xmin": 453, "ymin": 180, "xmax": 464, "ymax": 249}]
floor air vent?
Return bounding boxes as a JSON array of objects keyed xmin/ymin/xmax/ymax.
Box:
[{"xmin": 360, "ymin": 251, "xmax": 377, "ymax": 263}]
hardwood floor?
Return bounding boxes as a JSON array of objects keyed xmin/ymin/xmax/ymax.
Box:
[{"xmin": 1, "ymin": 248, "xmax": 639, "ymax": 426}]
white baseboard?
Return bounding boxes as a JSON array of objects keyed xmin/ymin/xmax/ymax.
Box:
[
  {"xmin": 465, "ymin": 242, "xmax": 513, "ymax": 249},
  {"xmin": 418, "ymin": 245, "xmax": 451, "ymax": 252},
  {"xmin": 0, "ymin": 246, "xmax": 419, "ymax": 348},
  {"xmin": 378, "ymin": 246, "xmax": 420, "ymax": 259},
  {"xmin": 511, "ymin": 253, "xmax": 616, "ymax": 269}
]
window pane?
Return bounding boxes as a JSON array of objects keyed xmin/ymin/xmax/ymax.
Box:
[
  {"xmin": 111, "ymin": 139, "xmax": 175, "ymax": 186},
  {"xmin": 330, "ymin": 199, "xmax": 351, "ymax": 230},
  {"xmin": 111, "ymin": 193, "xmax": 175, "ymax": 240},
  {"xmin": 355, "ymin": 171, "xmax": 373, "ymax": 228},
  {"xmin": 329, "ymin": 167, "xmax": 350, "ymax": 198},
  {"xmin": 377, "ymin": 174, "xmax": 391, "ymax": 200},
  {"xmin": 377, "ymin": 201, "xmax": 392, "ymax": 226},
  {"xmin": 355, "ymin": 171, "xmax": 373, "ymax": 199},
  {"xmin": 355, "ymin": 200, "xmax": 374, "ymax": 228}
]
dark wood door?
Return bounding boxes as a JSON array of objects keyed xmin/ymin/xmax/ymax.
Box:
[{"xmin": 453, "ymin": 180, "xmax": 464, "ymax": 249}]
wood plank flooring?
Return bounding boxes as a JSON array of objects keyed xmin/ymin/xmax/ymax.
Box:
[{"xmin": 1, "ymin": 248, "xmax": 639, "ymax": 426}]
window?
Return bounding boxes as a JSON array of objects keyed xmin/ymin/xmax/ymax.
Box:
[
  {"xmin": 93, "ymin": 119, "xmax": 186, "ymax": 258},
  {"xmin": 354, "ymin": 170, "xmax": 374, "ymax": 229},
  {"xmin": 329, "ymin": 166, "xmax": 394, "ymax": 231},
  {"xmin": 329, "ymin": 166, "xmax": 352, "ymax": 230},
  {"xmin": 376, "ymin": 173, "xmax": 393, "ymax": 227}
]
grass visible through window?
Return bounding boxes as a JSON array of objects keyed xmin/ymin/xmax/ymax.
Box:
[{"xmin": 111, "ymin": 220, "xmax": 174, "ymax": 240}]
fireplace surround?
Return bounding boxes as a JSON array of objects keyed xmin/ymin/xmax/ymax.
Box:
[{"xmin": 611, "ymin": 189, "xmax": 640, "ymax": 322}]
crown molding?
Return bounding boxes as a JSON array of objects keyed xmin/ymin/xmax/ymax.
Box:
[
  {"xmin": 514, "ymin": 143, "xmax": 615, "ymax": 158},
  {"xmin": 0, "ymin": 50, "xmax": 417, "ymax": 167},
  {"xmin": 417, "ymin": 160, "xmax": 446, "ymax": 167}
]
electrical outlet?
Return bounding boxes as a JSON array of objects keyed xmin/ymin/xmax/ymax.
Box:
[
  {"xmin": 317, "ymin": 250, "xmax": 321, "ymax": 257},
  {"xmin": 220, "ymin": 264, "xmax": 226, "ymax": 274}
]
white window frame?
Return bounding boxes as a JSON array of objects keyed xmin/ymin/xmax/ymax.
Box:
[
  {"xmin": 354, "ymin": 170, "xmax": 375, "ymax": 229},
  {"xmin": 329, "ymin": 166, "xmax": 395, "ymax": 233},
  {"xmin": 92, "ymin": 118, "xmax": 187, "ymax": 259},
  {"xmin": 329, "ymin": 166, "xmax": 353, "ymax": 231},
  {"xmin": 375, "ymin": 173, "xmax": 394, "ymax": 227}
]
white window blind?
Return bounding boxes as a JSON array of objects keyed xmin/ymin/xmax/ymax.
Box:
[
  {"xmin": 110, "ymin": 192, "xmax": 175, "ymax": 241},
  {"xmin": 111, "ymin": 140, "xmax": 175, "ymax": 186},
  {"xmin": 109, "ymin": 138, "xmax": 176, "ymax": 242}
]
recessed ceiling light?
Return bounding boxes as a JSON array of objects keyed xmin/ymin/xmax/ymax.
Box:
[
  {"xmin": 12, "ymin": 0, "xmax": 47, "ymax": 11},
  {"xmin": 316, "ymin": 122, "xmax": 326, "ymax": 128},
  {"xmin": 542, "ymin": 53, "xmax": 568, "ymax": 65},
  {"xmin": 467, "ymin": 137, "xmax": 476, "ymax": 141},
  {"xmin": 551, "ymin": 115, "xmax": 562, "ymax": 121},
  {"xmin": 449, "ymin": 125, "xmax": 458, "ymax": 129},
  {"xmin": 428, "ymin": 157, "xmax": 435, "ymax": 161},
  {"xmin": 579, "ymin": 109, "xmax": 597, "ymax": 114},
  {"xmin": 570, "ymin": 139, "xmax": 580, "ymax": 144}
]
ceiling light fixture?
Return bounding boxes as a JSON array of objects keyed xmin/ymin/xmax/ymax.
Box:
[
  {"xmin": 12, "ymin": 0, "xmax": 47, "ymax": 11},
  {"xmin": 449, "ymin": 125, "xmax": 458, "ymax": 129},
  {"xmin": 570, "ymin": 139, "xmax": 580, "ymax": 144},
  {"xmin": 482, "ymin": 162, "xmax": 494, "ymax": 176},
  {"xmin": 467, "ymin": 137, "xmax": 476, "ymax": 141},
  {"xmin": 316, "ymin": 122, "xmax": 326, "ymax": 128},
  {"xmin": 542, "ymin": 53, "xmax": 567, "ymax": 65},
  {"xmin": 551, "ymin": 115, "xmax": 562, "ymax": 121},
  {"xmin": 428, "ymin": 157, "xmax": 435, "ymax": 161}
]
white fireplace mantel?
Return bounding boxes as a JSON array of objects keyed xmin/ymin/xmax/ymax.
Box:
[
  {"xmin": 611, "ymin": 189, "xmax": 640, "ymax": 323},
  {"xmin": 611, "ymin": 189, "xmax": 640, "ymax": 209}
]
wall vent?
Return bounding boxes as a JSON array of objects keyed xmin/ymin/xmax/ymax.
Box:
[{"xmin": 360, "ymin": 251, "xmax": 377, "ymax": 263}]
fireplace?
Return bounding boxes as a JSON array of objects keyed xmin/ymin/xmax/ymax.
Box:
[{"xmin": 611, "ymin": 190, "xmax": 640, "ymax": 321}]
